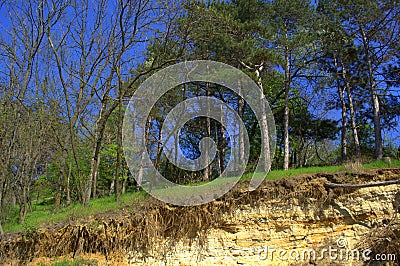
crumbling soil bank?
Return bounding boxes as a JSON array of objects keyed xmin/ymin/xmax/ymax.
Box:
[{"xmin": 1, "ymin": 168, "xmax": 399, "ymax": 265}]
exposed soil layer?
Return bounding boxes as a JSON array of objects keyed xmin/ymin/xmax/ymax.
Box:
[{"xmin": 0, "ymin": 168, "xmax": 399, "ymax": 265}]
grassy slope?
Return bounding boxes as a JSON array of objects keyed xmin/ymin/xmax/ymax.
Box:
[
  {"xmin": 3, "ymin": 159, "xmax": 400, "ymax": 233},
  {"xmin": 3, "ymin": 191, "xmax": 149, "ymax": 233}
]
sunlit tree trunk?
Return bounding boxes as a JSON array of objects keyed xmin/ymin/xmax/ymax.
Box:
[
  {"xmin": 360, "ymin": 25, "xmax": 382, "ymax": 159},
  {"xmin": 255, "ymin": 64, "xmax": 271, "ymax": 172},
  {"xmin": 341, "ymin": 62, "xmax": 361, "ymax": 157},
  {"xmin": 334, "ymin": 55, "xmax": 347, "ymax": 161},
  {"xmin": 115, "ymin": 74, "xmax": 123, "ymax": 202},
  {"xmin": 85, "ymin": 102, "xmax": 114, "ymax": 204},
  {"xmin": 219, "ymin": 105, "xmax": 226, "ymax": 174},
  {"xmin": 237, "ymin": 82, "xmax": 245, "ymax": 175},
  {"xmin": 136, "ymin": 117, "xmax": 151, "ymax": 191},
  {"xmin": 203, "ymin": 84, "xmax": 211, "ymax": 181},
  {"xmin": 283, "ymin": 43, "xmax": 291, "ymax": 170}
]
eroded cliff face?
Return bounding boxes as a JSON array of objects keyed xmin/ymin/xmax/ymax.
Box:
[
  {"xmin": 129, "ymin": 170, "xmax": 400, "ymax": 266},
  {"xmin": 2, "ymin": 169, "xmax": 400, "ymax": 266}
]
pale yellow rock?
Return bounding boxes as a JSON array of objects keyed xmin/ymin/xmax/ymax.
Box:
[{"xmin": 129, "ymin": 184, "xmax": 399, "ymax": 266}]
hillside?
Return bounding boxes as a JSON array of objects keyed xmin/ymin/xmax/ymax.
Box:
[{"xmin": 1, "ymin": 165, "xmax": 399, "ymax": 265}]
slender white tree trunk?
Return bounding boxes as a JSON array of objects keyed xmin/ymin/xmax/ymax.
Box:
[
  {"xmin": 137, "ymin": 117, "xmax": 151, "ymax": 191},
  {"xmin": 84, "ymin": 102, "xmax": 112, "ymax": 205},
  {"xmin": 219, "ymin": 103, "xmax": 226, "ymax": 174},
  {"xmin": 283, "ymin": 44, "xmax": 291, "ymax": 170},
  {"xmin": 360, "ymin": 25, "xmax": 382, "ymax": 159},
  {"xmin": 334, "ymin": 56, "xmax": 347, "ymax": 161},
  {"xmin": 255, "ymin": 64, "xmax": 271, "ymax": 172},
  {"xmin": 238, "ymin": 82, "xmax": 245, "ymax": 174},
  {"xmin": 341, "ymin": 62, "xmax": 361, "ymax": 157}
]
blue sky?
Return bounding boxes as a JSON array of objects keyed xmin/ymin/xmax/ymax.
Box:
[{"xmin": 0, "ymin": 0, "xmax": 398, "ymax": 150}]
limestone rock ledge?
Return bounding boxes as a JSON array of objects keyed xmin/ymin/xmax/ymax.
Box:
[{"xmin": 128, "ymin": 184, "xmax": 399, "ymax": 266}]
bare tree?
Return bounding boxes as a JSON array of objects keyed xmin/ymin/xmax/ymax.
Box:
[
  {"xmin": 45, "ymin": 0, "xmax": 179, "ymax": 205},
  {"xmin": 0, "ymin": 0, "xmax": 66, "ymax": 225}
]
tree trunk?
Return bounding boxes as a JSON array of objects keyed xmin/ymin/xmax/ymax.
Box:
[
  {"xmin": 115, "ymin": 88, "xmax": 123, "ymax": 202},
  {"xmin": 360, "ymin": 25, "xmax": 382, "ymax": 159},
  {"xmin": 136, "ymin": 117, "xmax": 151, "ymax": 191},
  {"xmin": 152, "ymin": 125, "xmax": 163, "ymax": 192},
  {"xmin": 109, "ymin": 179, "xmax": 115, "ymax": 196},
  {"xmin": 334, "ymin": 56, "xmax": 347, "ymax": 161},
  {"xmin": 122, "ymin": 178, "xmax": 127, "ymax": 194},
  {"xmin": 204, "ymin": 115, "xmax": 211, "ymax": 180},
  {"xmin": 92, "ymin": 149, "xmax": 102, "ymax": 200},
  {"xmin": 255, "ymin": 64, "xmax": 271, "ymax": 172},
  {"xmin": 283, "ymin": 44, "xmax": 291, "ymax": 170},
  {"xmin": 0, "ymin": 180, "xmax": 4, "ymax": 235},
  {"xmin": 203, "ymin": 85, "xmax": 211, "ymax": 181},
  {"xmin": 84, "ymin": 102, "xmax": 114, "ymax": 205},
  {"xmin": 237, "ymin": 83, "xmax": 245, "ymax": 175},
  {"xmin": 66, "ymin": 153, "xmax": 72, "ymax": 206},
  {"xmin": 342, "ymin": 62, "xmax": 361, "ymax": 157},
  {"xmin": 215, "ymin": 121, "xmax": 222, "ymax": 176},
  {"xmin": 54, "ymin": 136, "xmax": 69, "ymax": 211},
  {"xmin": 92, "ymin": 164, "xmax": 98, "ymax": 200},
  {"xmin": 137, "ymin": 144, "xmax": 147, "ymax": 192},
  {"xmin": 219, "ymin": 105, "xmax": 226, "ymax": 174},
  {"xmin": 18, "ymin": 186, "xmax": 27, "ymax": 224}
]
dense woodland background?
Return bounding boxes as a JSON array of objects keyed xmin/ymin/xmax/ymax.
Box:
[{"xmin": 0, "ymin": 0, "xmax": 399, "ymax": 233}]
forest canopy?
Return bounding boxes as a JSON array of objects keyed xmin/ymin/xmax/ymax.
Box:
[{"xmin": 0, "ymin": 0, "xmax": 399, "ymax": 231}]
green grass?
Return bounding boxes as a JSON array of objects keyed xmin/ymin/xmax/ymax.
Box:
[
  {"xmin": 363, "ymin": 158, "xmax": 400, "ymax": 169},
  {"xmin": 3, "ymin": 190, "xmax": 148, "ymax": 233},
  {"xmin": 254, "ymin": 159, "xmax": 400, "ymax": 180},
  {"xmin": 3, "ymin": 159, "xmax": 399, "ymax": 233},
  {"xmin": 240, "ymin": 165, "xmax": 345, "ymax": 181}
]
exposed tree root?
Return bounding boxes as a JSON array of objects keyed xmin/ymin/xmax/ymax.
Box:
[{"xmin": 0, "ymin": 168, "xmax": 399, "ymax": 264}]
